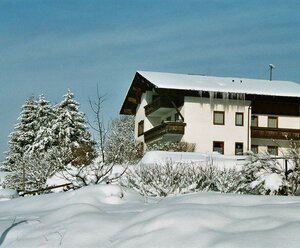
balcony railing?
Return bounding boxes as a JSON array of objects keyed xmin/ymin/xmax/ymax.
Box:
[
  {"xmin": 251, "ymin": 127, "xmax": 300, "ymax": 140},
  {"xmin": 144, "ymin": 121, "xmax": 186, "ymax": 143}
]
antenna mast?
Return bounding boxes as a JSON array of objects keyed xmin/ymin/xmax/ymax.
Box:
[{"xmin": 269, "ymin": 64, "xmax": 275, "ymax": 81}]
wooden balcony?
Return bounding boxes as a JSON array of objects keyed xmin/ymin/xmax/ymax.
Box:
[
  {"xmin": 144, "ymin": 122, "xmax": 186, "ymax": 143},
  {"xmin": 251, "ymin": 127, "xmax": 300, "ymax": 140},
  {"xmin": 144, "ymin": 97, "xmax": 173, "ymax": 116},
  {"xmin": 144, "ymin": 96, "xmax": 183, "ymax": 116}
]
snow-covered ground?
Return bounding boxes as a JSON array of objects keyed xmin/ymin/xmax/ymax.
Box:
[
  {"xmin": 1, "ymin": 184, "xmax": 300, "ymax": 248},
  {"xmin": 0, "ymin": 172, "xmax": 10, "ymax": 189},
  {"xmin": 139, "ymin": 151, "xmax": 247, "ymax": 169}
]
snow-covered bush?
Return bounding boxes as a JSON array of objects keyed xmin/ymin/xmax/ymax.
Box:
[
  {"xmin": 238, "ymin": 140, "xmax": 300, "ymax": 196},
  {"xmin": 239, "ymin": 153, "xmax": 285, "ymax": 195},
  {"xmin": 239, "ymin": 153, "xmax": 293, "ymax": 195},
  {"xmin": 285, "ymin": 141, "xmax": 300, "ymax": 193},
  {"xmin": 105, "ymin": 116, "xmax": 142, "ymax": 164},
  {"xmin": 57, "ymin": 159, "xmax": 127, "ymax": 189},
  {"xmin": 4, "ymin": 148, "xmax": 64, "ymax": 192},
  {"xmin": 121, "ymin": 161, "xmax": 241, "ymax": 197}
]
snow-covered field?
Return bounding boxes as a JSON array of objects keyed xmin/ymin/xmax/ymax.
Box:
[{"xmin": 1, "ymin": 184, "xmax": 300, "ymax": 248}]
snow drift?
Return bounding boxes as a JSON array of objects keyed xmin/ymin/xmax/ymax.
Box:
[{"xmin": 1, "ymin": 184, "xmax": 300, "ymax": 247}]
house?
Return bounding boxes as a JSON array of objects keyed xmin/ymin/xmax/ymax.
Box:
[{"xmin": 120, "ymin": 71, "xmax": 300, "ymax": 156}]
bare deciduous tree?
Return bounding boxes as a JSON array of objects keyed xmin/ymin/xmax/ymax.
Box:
[{"xmin": 88, "ymin": 86, "xmax": 109, "ymax": 162}]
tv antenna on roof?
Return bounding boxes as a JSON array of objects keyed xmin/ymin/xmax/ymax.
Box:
[{"xmin": 269, "ymin": 64, "xmax": 275, "ymax": 81}]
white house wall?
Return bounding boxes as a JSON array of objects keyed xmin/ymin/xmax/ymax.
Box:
[
  {"xmin": 251, "ymin": 114, "xmax": 300, "ymax": 154},
  {"xmin": 279, "ymin": 116, "xmax": 300, "ymax": 129},
  {"xmin": 182, "ymin": 96, "xmax": 251, "ymax": 155},
  {"xmin": 255, "ymin": 115, "xmax": 299, "ymax": 129},
  {"xmin": 134, "ymin": 91, "xmax": 299, "ymax": 156},
  {"xmin": 135, "ymin": 91, "xmax": 155, "ymax": 142},
  {"xmin": 251, "ymin": 138, "xmax": 299, "ymax": 155}
]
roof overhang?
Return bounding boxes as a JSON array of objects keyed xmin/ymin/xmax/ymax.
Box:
[
  {"xmin": 120, "ymin": 71, "xmax": 300, "ymax": 116},
  {"xmin": 120, "ymin": 72, "xmax": 155, "ymax": 115}
]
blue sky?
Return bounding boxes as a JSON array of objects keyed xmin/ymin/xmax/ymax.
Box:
[{"xmin": 1, "ymin": 0, "xmax": 300, "ymax": 160}]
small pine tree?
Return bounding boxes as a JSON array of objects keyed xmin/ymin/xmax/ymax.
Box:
[
  {"xmin": 239, "ymin": 152, "xmax": 288, "ymax": 195},
  {"xmin": 239, "ymin": 142, "xmax": 300, "ymax": 196}
]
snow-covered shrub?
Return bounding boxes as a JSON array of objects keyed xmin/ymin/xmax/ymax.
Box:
[
  {"xmin": 4, "ymin": 148, "xmax": 64, "ymax": 192},
  {"xmin": 239, "ymin": 153, "xmax": 289, "ymax": 195},
  {"xmin": 146, "ymin": 141, "xmax": 195, "ymax": 153},
  {"xmin": 58, "ymin": 159, "xmax": 127, "ymax": 189},
  {"xmin": 285, "ymin": 141, "xmax": 300, "ymax": 194},
  {"xmin": 214, "ymin": 168, "xmax": 243, "ymax": 193},
  {"xmin": 239, "ymin": 140, "xmax": 300, "ymax": 195},
  {"xmin": 105, "ymin": 116, "xmax": 142, "ymax": 164},
  {"xmin": 121, "ymin": 161, "xmax": 241, "ymax": 197}
]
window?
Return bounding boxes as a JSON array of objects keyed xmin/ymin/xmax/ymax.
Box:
[
  {"xmin": 213, "ymin": 111, "xmax": 225, "ymax": 125},
  {"xmin": 267, "ymin": 146, "xmax": 278, "ymax": 156},
  {"xmin": 251, "ymin": 145, "xmax": 258, "ymax": 154},
  {"xmin": 235, "ymin": 142, "xmax": 243, "ymax": 155},
  {"xmin": 166, "ymin": 116, "xmax": 171, "ymax": 121},
  {"xmin": 235, "ymin": 112, "xmax": 244, "ymax": 126},
  {"xmin": 215, "ymin": 92, "xmax": 223, "ymax": 99},
  {"xmin": 268, "ymin": 116, "xmax": 278, "ymax": 128},
  {"xmin": 251, "ymin": 115, "xmax": 258, "ymax": 127},
  {"xmin": 213, "ymin": 141, "xmax": 224, "ymax": 154},
  {"xmin": 138, "ymin": 120, "xmax": 144, "ymax": 136}
]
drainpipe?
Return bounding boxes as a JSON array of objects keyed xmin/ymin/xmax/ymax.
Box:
[{"xmin": 247, "ymin": 105, "xmax": 252, "ymax": 151}]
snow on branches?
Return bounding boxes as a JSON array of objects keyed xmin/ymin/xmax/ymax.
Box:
[
  {"xmin": 2, "ymin": 90, "xmax": 96, "ymax": 192},
  {"xmin": 121, "ymin": 161, "xmax": 241, "ymax": 197}
]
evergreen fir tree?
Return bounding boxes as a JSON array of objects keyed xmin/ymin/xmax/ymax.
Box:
[
  {"xmin": 2, "ymin": 91, "xmax": 96, "ymax": 191},
  {"xmin": 29, "ymin": 95, "xmax": 56, "ymax": 153},
  {"xmin": 53, "ymin": 90, "xmax": 96, "ymax": 166},
  {"xmin": 2, "ymin": 97, "xmax": 38, "ymax": 171}
]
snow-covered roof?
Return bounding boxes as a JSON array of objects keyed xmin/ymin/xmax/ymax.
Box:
[{"xmin": 138, "ymin": 71, "xmax": 300, "ymax": 98}]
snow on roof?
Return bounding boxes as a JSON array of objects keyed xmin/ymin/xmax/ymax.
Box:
[{"xmin": 138, "ymin": 71, "xmax": 300, "ymax": 98}]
